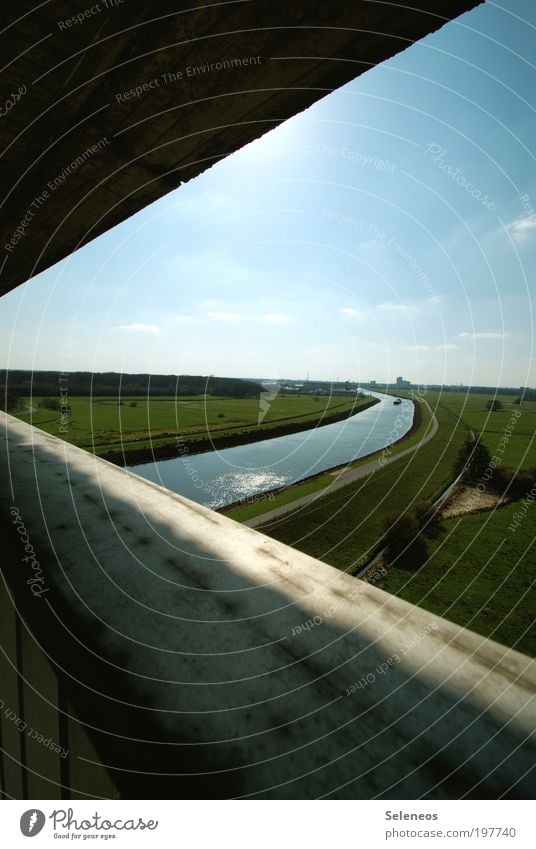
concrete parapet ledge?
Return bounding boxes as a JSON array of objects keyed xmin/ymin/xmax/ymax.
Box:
[{"xmin": 1, "ymin": 411, "xmax": 535, "ymax": 799}]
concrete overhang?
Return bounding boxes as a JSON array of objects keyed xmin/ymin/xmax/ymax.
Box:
[{"xmin": 0, "ymin": 0, "xmax": 481, "ymax": 296}]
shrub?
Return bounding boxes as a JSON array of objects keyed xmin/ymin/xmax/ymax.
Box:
[
  {"xmin": 38, "ymin": 397, "xmax": 60, "ymax": 411},
  {"xmin": 491, "ymin": 466, "xmax": 536, "ymax": 498},
  {"xmin": 383, "ymin": 510, "xmax": 428, "ymax": 569},
  {"xmin": 457, "ymin": 436, "xmax": 491, "ymax": 482}
]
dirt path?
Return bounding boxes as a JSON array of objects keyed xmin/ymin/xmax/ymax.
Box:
[{"xmin": 244, "ymin": 399, "xmax": 438, "ymax": 529}]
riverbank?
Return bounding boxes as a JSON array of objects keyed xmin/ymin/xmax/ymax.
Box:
[
  {"xmin": 221, "ymin": 397, "xmax": 421, "ymax": 522},
  {"xmin": 255, "ymin": 399, "xmax": 462, "ymax": 571},
  {"xmin": 103, "ymin": 396, "xmax": 379, "ymax": 467}
]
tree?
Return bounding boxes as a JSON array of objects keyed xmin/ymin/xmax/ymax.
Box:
[
  {"xmin": 38, "ymin": 397, "xmax": 60, "ymax": 411},
  {"xmin": 455, "ymin": 435, "xmax": 475, "ymax": 475},
  {"xmin": 413, "ymin": 500, "xmax": 443, "ymax": 539},
  {"xmin": 0, "ymin": 385, "xmax": 22, "ymax": 412},
  {"xmin": 383, "ymin": 510, "xmax": 428, "ymax": 569},
  {"xmin": 492, "ymin": 465, "xmax": 536, "ymax": 498},
  {"xmin": 457, "ymin": 435, "xmax": 491, "ymax": 482},
  {"xmin": 486, "ymin": 399, "xmax": 503, "ymax": 411}
]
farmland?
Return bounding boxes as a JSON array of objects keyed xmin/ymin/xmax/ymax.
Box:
[
  {"xmin": 14, "ymin": 392, "xmax": 375, "ymax": 464},
  {"xmin": 251, "ymin": 389, "xmax": 535, "ymax": 655},
  {"xmin": 379, "ymin": 391, "xmax": 536, "ymax": 656},
  {"xmin": 381, "ymin": 500, "xmax": 536, "ymax": 657},
  {"xmin": 432, "ymin": 390, "xmax": 535, "ymax": 469}
]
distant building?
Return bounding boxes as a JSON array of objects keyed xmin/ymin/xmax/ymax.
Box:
[{"xmin": 395, "ymin": 376, "xmax": 411, "ymax": 389}]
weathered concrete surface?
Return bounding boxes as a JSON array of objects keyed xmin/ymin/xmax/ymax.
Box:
[
  {"xmin": 1, "ymin": 411, "xmax": 534, "ymax": 799},
  {"xmin": 0, "ymin": 0, "xmax": 481, "ymax": 295}
]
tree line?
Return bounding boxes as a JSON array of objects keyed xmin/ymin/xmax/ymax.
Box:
[{"xmin": 0, "ymin": 370, "xmax": 263, "ymax": 411}]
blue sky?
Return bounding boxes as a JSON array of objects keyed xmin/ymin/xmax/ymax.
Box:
[{"xmin": 1, "ymin": 0, "xmax": 535, "ymax": 387}]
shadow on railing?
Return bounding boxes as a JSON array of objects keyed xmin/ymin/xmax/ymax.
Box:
[{"xmin": 1, "ymin": 412, "xmax": 535, "ymax": 799}]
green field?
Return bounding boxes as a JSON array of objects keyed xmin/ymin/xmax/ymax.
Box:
[
  {"xmin": 15, "ymin": 393, "xmax": 370, "ymax": 461},
  {"xmin": 382, "ymin": 501, "xmax": 535, "ymax": 656},
  {"xmin": 432, "ymin": 391, "xmax": 536, "ymax": 469},
  {"xmin": 377, "ymin": 391, "xmax": 536, "ymax": 656},
  {"xmin": 256, "ymin": 391, "xmax": 535, "ymax": 655}
]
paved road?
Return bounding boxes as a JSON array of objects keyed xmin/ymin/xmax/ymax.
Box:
[{"xmin": 244, "ymin": 399, "xmax": 438, "ymax": 529}]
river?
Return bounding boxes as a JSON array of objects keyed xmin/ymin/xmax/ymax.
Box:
[{"xmin": 128, "ymin": 392, "xmax": 414, "ymax": 509}]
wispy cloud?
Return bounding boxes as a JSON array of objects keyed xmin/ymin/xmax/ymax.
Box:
[
  {"xmin": 436, "ymin": 343, "xmax": 459, "ymax": 351},
  {"xmin": 341, "ymin": 307, "xmax": 362, "ymax": 318},
  {"xmin": 377, "ymin": 300, "xmax": 415, "ymax": 312},
  {"xmin": 207, "ymin": 311, "xmax": 241, "ymax": 321},
  {"xmin": 506, "ymin": 215, "xmax": 536, "ymax": 244},
  {"xmin": 458, "ymin": 331, "xmax": 509, "ymax": 339},
  {"xmin": 203, "ymin": 309, "xmax": 290, "ymax": 323},
  {"xmin": 114, "ymin": 323, "xmax": 161, "ymax": 336},
  {"xmin": 402, "ymin": 345, "xmax": 430, "ymax": 351}
]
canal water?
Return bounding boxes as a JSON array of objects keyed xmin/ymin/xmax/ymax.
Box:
[{"xmin": 128, "ymin": 392, "xmax": 414, "ymax": 509}]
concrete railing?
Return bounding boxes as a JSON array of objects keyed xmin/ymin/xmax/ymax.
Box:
[{"xmin": 1, "ymin": 411, "xmax": 535, "ymax": 799}]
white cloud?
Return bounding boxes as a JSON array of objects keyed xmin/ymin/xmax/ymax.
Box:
[
  {"xmin": 171, "ymin": 314, "xmax": 195, "ymax": 322},
  {"xmin": 506, "ymin": 215, "xmax": 536, "ymax": 244},
  {"xmin": 458, "ymin": 331, "xmax": 510, "ymax": 340},
  {"xmin": 114, "ymin": 323, "xmax": 161, "ymax": 336},
  {"xmin": 263, "ymin": 312, "xmax": 289, "ymax": 322},
  {"xmin": 402, "ymin": 345, "xmax": 430, "ymax": 351},
  {"xmin": 341, "ymin": 307, "xmax": 362, "ymax": 317},
  {"xmin": 436, "ymin": 343, "xmax": 459, "ymax": 351},
  {"xmin": 207, "ymin": 311, "xmax": 241, "ymax": 321},
  {"xmin": 377, "ymin": 300, "xmax": 414, "ymax": 312}
]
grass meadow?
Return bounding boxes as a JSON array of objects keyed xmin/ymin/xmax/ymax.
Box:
[
  {"xmin": 15, "ymin": 393, "xmax": 366, "ymax": 459},
  {"xmin": 259, "ymin": 390, "xmax": 535, "ymax": 655}
]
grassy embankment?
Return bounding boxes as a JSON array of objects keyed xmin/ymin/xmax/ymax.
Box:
[
  {"xmin": 381, "ymin": 392, "xmax": 536, "ymax": 656},
  {"xmin": 252, "ymin": 396, "xmax": 467, "ymax": 568},
  {"xmin": 222, "ymin": 395, "xmax": 428, "ymax": 523},
  {"xmin": 15, "ymin": 393, "xmax": 376, "ymax": 464}
]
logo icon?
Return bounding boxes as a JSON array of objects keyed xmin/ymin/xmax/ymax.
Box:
[
  {"xmin": 20, "ymin": 810, "xmax": 46, "ymax": 837},
  {"xmin": 258, "ymin": 379, "xmax": 281, "ymax": 425}
]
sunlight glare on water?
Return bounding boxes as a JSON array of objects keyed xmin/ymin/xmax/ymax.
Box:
[{"xmin": 129, "ymin": 393, "xmax": 414, "ymax": 509}]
